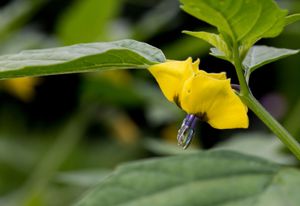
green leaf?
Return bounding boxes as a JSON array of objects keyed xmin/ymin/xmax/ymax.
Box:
[
  {"xmin": 285, "ymin": 14, "xmax": 300, "ymax": 26},
  {"xmin": 209, "ymin": 47, "xmax": 229, "ymax": 61},
  {"xmin": 180, "ymin": 0, "xmax": 288, "ymax": 57},
  {"xmin": 215, "ymin": 132, "xmax": 296, "ymax": 165},
  {"xmin": 0, "ymin": 39, "xmax": 166, "ymax": 79},
  {"xmin": 75, "ymin": 151, "xmax": 300, "ymax": 206},
  {"xmin": 55, "ymin": 169, "xmax": 111, "ymax": 187},
  {"xmin": 57, "ymin": 0, "xmax": 122, "ymax": 44},
  {"xmin": 161, "ymin": 35, "xmax": 210, "ymax": 59},
  {"xmin": 183, "ymin": 31, "xmax": 231, "ymax": 60},
  {"xmin": 243, "ymin": 45, "xmax": 299, "ymax": 76}
]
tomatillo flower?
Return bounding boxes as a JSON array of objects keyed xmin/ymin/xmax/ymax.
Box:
[{"xmin": 148, "ymin": 57, "xmax": 248, "ymax": 148}]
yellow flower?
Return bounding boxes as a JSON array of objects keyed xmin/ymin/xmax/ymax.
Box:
[
  {"xmin": 148, "ymin": 57, "xmax": 248, "ymax": 130},
  {"xmin": 1, "ymin": 77, "xmax": 40, "ymax": 102}
]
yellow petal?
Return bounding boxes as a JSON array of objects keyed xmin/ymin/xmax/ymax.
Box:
[
  {"xmin": 148, "ymin": 57, "xmax": 194, "ymax": 104},
  {"xmin": 148, "ymin": 58, "xmax": 248, "ymax": 129},
  {"xmin": 199, "ymin": 70, "xmax": 227, "ymax": 80},
  {"xmin": 181, "ymin": 71, "xmax": 248, "ymax": 129},
  {"xmin": 191, "ymin": 58, "xmax": 200, "ymax": 73}
]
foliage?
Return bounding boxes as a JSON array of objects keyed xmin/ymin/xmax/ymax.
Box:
[
  {"xmin": 0, "ymin": 0, "xmax": 299, "ymax": 206},
  {"xmin": 181, "ymin": 0, "xmax": 291, "ymax": 61},
  {"xmin": 242, "ymin": 46, "xmax": 299, "ymax": 80},
  {"xmin": 0, "ymin": 39, "xmax": 165, "ymax": 79},
  {"xmin": 77, "ymin": 151, "xmax": 300, "ymax": 206}
]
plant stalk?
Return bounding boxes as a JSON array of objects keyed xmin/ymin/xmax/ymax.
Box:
[
  {"xmin": 232, "ymin": 43, "xmax": 300, "ymax": 161},
  {"xmin": 232, "ymin": 43, "xmax": 249, "ymax": 95},
  {"xmin": 243, "ymin": 94, "xmax": 300, "ymax": 161}
]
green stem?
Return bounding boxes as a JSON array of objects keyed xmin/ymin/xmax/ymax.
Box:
[
  {"xmin": 232, "ymin": 43, "xmax": 249, "ymax": 95},
  {"xmin": 232, "ymin": 43, "xmax": 300, "ymax": 161},
  {"xmin": 242, "ymin": 94, "xmax": 300, "ymax": 161}
]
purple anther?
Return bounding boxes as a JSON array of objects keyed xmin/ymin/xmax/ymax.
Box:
[{"xmin": 177, "ymin": 114, "xmax": 199, "ymax": 149}]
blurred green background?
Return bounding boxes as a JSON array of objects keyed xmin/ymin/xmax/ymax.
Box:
[{"xmin": 0, "ymin": 0, "xmax": 299, "ymax": 205}]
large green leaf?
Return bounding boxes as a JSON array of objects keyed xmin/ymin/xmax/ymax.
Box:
[
  {"xmin": 0, "ymin": 39, "xmax": 165, "ymax": 79},
  {"xmin": 243, "ymin": 45, "xmax": 299, "ymax": 78},
  {"xmin": 180, "ymin": 0, "xmax": 288, "ymax": 57},
  {"xmin": 215, "ymin": 132, "xmax": 296, "ymax": 165},
  {"xmin": 75, "ymin": 151, "xmax": 300, "ymax": 206}
]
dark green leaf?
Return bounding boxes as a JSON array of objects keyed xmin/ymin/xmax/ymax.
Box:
[
  {"xmin": 0, "ymin": 39, "xmax": 166, "ymax": 79},
  {"xmin": 76, "ymin": 151, "xmax": 300, "ymax": 206},
  {"xmin": 243, "ymin": 45, "xmax": 299, "ymax": 76},
  {"xmin": 180, "ymin": 0, "xmax": 288, "ymax": 57}
]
